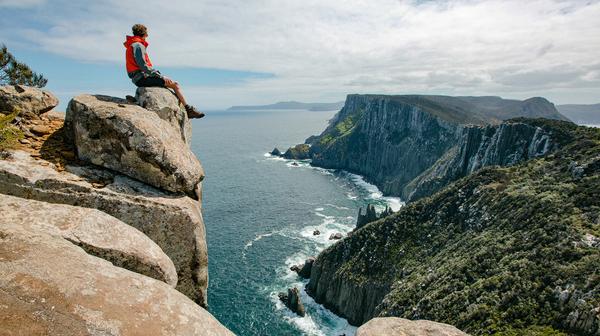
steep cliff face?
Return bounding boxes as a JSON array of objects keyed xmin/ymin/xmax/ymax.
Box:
[
  {"xmin": 307, "ymin": 119, "xmax": 600, "ymax": 335},
  {"xmin": 308, "ymin": 95, "xmax": 465, "ymax": 195},
  {"xmin": 403, "ymin": 119, "xmax": 556, "ymax": 201},
  {"xmin": 0, "ymin": 86, "xmax": 233, "ymax": 334},
  {"xmin": 300, "ymin": 94, "xmax": 568, "ymax": 200}
]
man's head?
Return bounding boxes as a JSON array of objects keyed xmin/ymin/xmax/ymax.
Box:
[{"xmin": 132, "ymin": 24, "xmax": 148, "ymax": 38}]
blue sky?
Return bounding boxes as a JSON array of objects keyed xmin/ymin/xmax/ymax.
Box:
[{"xmin": 1, "ymin": 0, "xmax": 599, "ymax": 111}]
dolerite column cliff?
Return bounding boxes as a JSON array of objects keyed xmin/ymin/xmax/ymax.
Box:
[
  {"xmin": 307, "ymin": 95, "xmax": 466, "ymax": 195},
  {"xmin": 287, "ymin": 94, "xmax": 569, "ymax": 202},
  {"xmin": 402, "ymin": 119, "xmax": 557, "ymax": 201},
  {"xmin": 0, "ymin": 85, "xmax": 233, "ymax": 335}
]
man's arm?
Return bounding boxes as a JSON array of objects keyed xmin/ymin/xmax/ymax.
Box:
[{"xmin": 131, "ymin": 42, "xmax": 161, "ymax": 77}]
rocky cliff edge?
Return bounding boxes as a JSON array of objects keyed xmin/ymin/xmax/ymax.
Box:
[{"xmin": 0, "ymin": 85, "xmax": 233, "ymax": 335}]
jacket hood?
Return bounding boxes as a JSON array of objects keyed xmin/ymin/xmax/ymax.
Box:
[{"xmin": 123, "ymin": 35, "xmax": 148, "ymax": 48}]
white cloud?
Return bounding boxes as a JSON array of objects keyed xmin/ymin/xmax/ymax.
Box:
[
  {"xmin": 0, "ymin": 0, "xmax": 45, "ymax": 8},
  {"xmin": 3, "ymin": 0, "xmax": 600, "ymax": 107}
]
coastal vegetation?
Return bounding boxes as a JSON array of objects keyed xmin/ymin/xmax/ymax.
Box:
[
  {"xmin": 0, "ymin": 108, "xmax": 22, "ymax": 151},
  {"xmin": 307, "ymin": 118, "xmax": 600, "ymax": 335}
]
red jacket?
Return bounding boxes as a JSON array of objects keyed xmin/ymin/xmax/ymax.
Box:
[{"xmin": 124, "ymin": 35, "xmax": 153, "ymax": 73}]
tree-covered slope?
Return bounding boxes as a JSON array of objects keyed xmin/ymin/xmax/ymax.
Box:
[{"xmin": 307, "ymin": 119, "xmax": 600, "ymax": 335}]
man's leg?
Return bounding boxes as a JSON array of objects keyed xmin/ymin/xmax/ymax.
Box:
[
  {"xmin": 164, "ymin": 80, "xmax": 188, "ymax": 106},
  {"xmin": 163, "ymin": 78, "xmax": 204, "ymax": 119}
]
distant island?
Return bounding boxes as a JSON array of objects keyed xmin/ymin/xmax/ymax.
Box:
[
  {"xmin": 557, "ymin": 103, "xmax": 600, "ymax": 125},
  {"xmin": 227, "ymin": 101, "xmax": 345, "ymax": 111}
]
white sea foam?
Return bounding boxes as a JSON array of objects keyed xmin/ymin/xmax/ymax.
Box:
[
  {"xmin": 314, "ymin": 212, "xmax": 334, "ymax": 219},
  {"xmin": 324, "ymin": 203, "xmax": 350, "ymax": 210},
  {"xmin": 315, "ymin": 207, "xmax": 325, "ymax": 211},
  {"xmin": 286, "ymin": 160, "xmax": 311, "ymax": 168},
  {"xmin": 270, "ymin": 288, "xmax": 332, "ymax": 336},
  {"xmin": 346, "ymin": 172, "xmax": 405, "ymax": 211},
  {"xmin": 242, "ymin": 231, "xmax": 280, "ymax": 259},
  {"xmin": 264, "ymin": 153, "xmax": 286, "ymax": 161},
  {"xmin": 384, "ymin": 197, "xmax": 405, "ymax": 211}
]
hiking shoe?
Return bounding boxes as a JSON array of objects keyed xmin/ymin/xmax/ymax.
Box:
[
  {"xmin": 185, "ymin": 105, "xmax": 205, "ymax": 119},
  {"xmin": 125, "ymin": 95, "xmax": 137, "ymax": 104}
]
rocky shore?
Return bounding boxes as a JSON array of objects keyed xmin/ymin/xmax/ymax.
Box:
[{"xmin": 0, "ymin": 85, "xmax": 233, "ymax": 335}]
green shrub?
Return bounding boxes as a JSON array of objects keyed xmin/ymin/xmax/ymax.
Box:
[{"xmin": 0, "ymin": 108, "xmax": 23, "ymax": 151}]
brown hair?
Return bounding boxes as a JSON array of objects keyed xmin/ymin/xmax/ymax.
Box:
[{"xmin": 132, "ymin": 24, "xmax": 147, "ymax": 37}]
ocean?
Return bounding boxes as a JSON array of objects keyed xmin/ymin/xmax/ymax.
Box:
[{"xmin": 190, "ymin": 109, "xmax": 402, "ymax": 336}]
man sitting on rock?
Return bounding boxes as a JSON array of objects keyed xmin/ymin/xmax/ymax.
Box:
[{"xmin": 124, "ymin": 24, "xmax": 204, "ymax": 119}]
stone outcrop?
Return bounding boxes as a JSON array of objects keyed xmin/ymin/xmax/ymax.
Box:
[
  {"xmin": 356, "ymin": 318, "xmax": 469, "ymax": 336},
  {"xmin": 278, "ymin": 287, "xmax": 306, "ymax": 317},
  {"xmin": 283, "ymin": 144, "xmax": 310, "ymax": 160},
  {"xmin": 290, "ymin": 257, "xmax": 315, "ymax": 279},
  {"xmin": 329, "ymin": 232, "xmax": 343, "ymax": 240},
  {"xmin": 270, "ymin": 147, "xmax": 282, "ymax": 156},
  {"xmin": 0, "ymin": 150, "xmax": 208, "ymax": 306},
  {"xmin": 0, "ymin": 85, "xmax": 58, "ymax": 118},
  {"xmin": 135, "ymin": 87, "xmax": 192, "ymax": 146},
  {"xmin": 65, "ymin": 94, "xmax": 203, "ymax": 195},
  {"xmin": 0, "ymin": 215, "xmax": 233, "ymax": 336},
  {"xmin": 0, "ymin": 87, "xmax": 235, "ymax": 334},
  {"xmin": 357, "ymin": 204, "xmax": 393, "ymax": 230},
  {"xmin": 0, "ymin": 193, "xmax": 177, "ymax": 287},
  {"xmin": 402, "ymin": 120, "xmax": 556, "ymax": 201}
]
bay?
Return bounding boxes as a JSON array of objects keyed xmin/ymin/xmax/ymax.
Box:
[{"xmin": 190, "ymin": 110, "xmax": 402, "ymax": 336}]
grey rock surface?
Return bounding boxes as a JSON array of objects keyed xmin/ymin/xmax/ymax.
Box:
[
  {"xmin": 308, "ymin": 95, "xmax": 462, "ymax": 196},
  {"xmin": 135, "ymin": 87, "xmax": 192, "ymax": 146},
  {"xmin": 65, "ymin": 94, "xmax": 203, "ymax": 195},
  {"xmin": 303, "ymin": 94, "xmax": 564, "ymax": 202},
  {"xmin": 329, "ymin": 232, "xmax": 343, "ymax": 240},
  {"xmin": 283, "ymin": 144, "xmax": 311, "ymax": 160},
  {"xmin": 357, "ymin": 317, "xmax": 469, "ymax": 336},
  {"xmin": 0, "ymin": 150, "xmax": 208, "ymax": 306},
  {"xmin": 307, "ymin": 253, "xmax": 390, "ymax": 325},
  {"xmin": 403, "ymin": 121, "xmax": 556, "ymax": 201},
  {"xmin": 0, "ymin": 193, "xmax": 177, "ymax": 287},
  {"xmin": 0, "ymin": 85, "xmax": 59, "ymax": 118},
  {"xmin": 278, "ymin": 287, "xmax": 306, "ymax": 317},
  {"xmin": 0, "ymin": 217, "xmax": 233, "ymax": 336},
  {"xmin": 290, "ymin": 257, "xmax": 315, "ymax": 279}
]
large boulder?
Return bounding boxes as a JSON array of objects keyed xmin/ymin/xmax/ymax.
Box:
[
  {"xmin": 0, "ymin": 150, "xmax": 208, "ymax": 306},
  {"xmin": 278, "ymin": 287, "xmax": 306, "ymax": 317},
  {"xmin": 65, "ymin": 94, "xmax": 203, "ymax": 195},
  {"xmin": 356, "ymin": 318, "xmax": 469, "ymax": 336},
  {"xmin": 135, "ymin": 87, "xmax": 192, "ymax": 146},
  {"xmin": 0, "ymin": 193, "xmax": 177, "ymax": 287},
  {"xmin": 0, "ymin": 85, "xmax": 59, "ymax": 118},
  {"xmin": 0, "ymin": 216, "xmax": 234, "ymax": 336},
  {"xmin": 290, "ymin": 257, "xmax": 315, "ymax": 279}
]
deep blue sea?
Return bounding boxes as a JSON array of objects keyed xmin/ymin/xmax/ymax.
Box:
[{"xmin": 189, "ymin": 110, "xmax": 402, "ymax": 336}]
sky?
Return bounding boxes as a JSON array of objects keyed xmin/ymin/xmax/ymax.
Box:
[{"xmin": 0, "ymin": 0, "xmax": 599, "ymax": 110}]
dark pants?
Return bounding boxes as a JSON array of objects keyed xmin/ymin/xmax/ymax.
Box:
[{"xmin": 135, "ymin": 76, "xmax": 166, "ymax": 87}]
